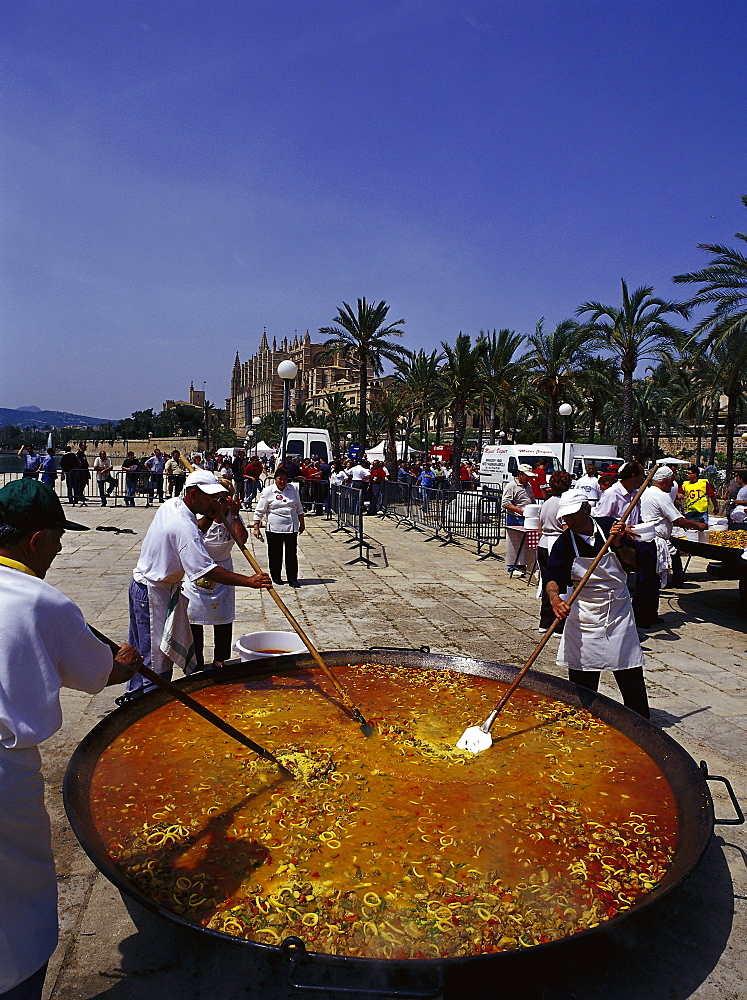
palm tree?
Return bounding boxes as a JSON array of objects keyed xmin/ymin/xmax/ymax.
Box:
[
  {"xmin": 392, "ymin": 348, "xmax": 444, "ymax": 455},
  {"xmin": 573, "ymin": 356, "xmax": 621, "ymax": 443},
  {"xmin": 288, "ymin": 401, "xmax": 325, "ymax": 428},
  {"xmin": 692, "ymin": 322, "xmax": 747, "ymax": 477},
  {"xmin": 673, "ymin": 194, "xmax": 747, "ymax": 347},
  {"xmin": 476, "ymin": 328, "xmax": 525, "ymax": 444},
  {"xmin": 577, "ymin": 280, "xmax": 689, "ymax": 461},
  {"xmin": 375, "ymin": 390, "xmax": 409, "ymax": 475},
  {"xmin": 319, "ymin": 298, "xmax": 406, "ymax": 454},
  {"xmin": 523, "ymin": 318, "xmax": 590, "ymax": 441},
  {"xmin": 439, "ymin": 333, "xmax": 484, "ymax": 486},
  {"xmin": 320, "ymin": 391, "xmax": 351, "ymax": 460}
]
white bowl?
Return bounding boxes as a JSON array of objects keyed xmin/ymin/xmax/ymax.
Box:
[
  {"xmin": 233, "ymin": 631, "xmax": 307, "ymax": 662},
  {"xmin": 630, "ymin": 520, "xmax": 657, "ymax": 542}
]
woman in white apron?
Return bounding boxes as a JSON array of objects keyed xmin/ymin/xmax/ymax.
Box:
[
  {"xmin": 545, "ymin": 491, "xmax": 649, "ymax": 718},
  {"xmin": 183, "ymin": 487, "xmax": 247, "ymax": 671}
]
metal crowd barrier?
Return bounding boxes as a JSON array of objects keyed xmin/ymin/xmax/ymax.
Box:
[
  {"xmin": 376, "ymin": 480, "xmax": 504, "ymax": 558},
  {"xmin": 0, "ymin": 469, "xmax": 180, "ymax": 507},
  {"xmin": 327, "ymin": 483, "xmax": 376, "ymax": 566}
]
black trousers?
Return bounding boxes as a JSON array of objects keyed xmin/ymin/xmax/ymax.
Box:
[
  {"xmin": 633, "ymin": 540, "xmax": 660, "ymax": 626},
  {"xmin": 191, "ymin": 623, "xmax": 233, "ymax": 668},
  {"xmin": 537, "ymin": 547, "xmax": 564, "ymax": 632},
  {"xmin": 266, "ymin": 530, "xmax": 298, "ymax": 584},
  {"xmin": 568, "ymin": 666, "xmax": 650, "ymax": 719}
]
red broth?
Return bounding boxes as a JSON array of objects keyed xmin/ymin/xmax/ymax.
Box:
[{"xmin": 91, "ymin": 663, "xmax": 677, "ymax": 959}]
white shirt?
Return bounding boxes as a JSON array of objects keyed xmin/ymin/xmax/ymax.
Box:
[
  {"xmin": 93, "ymin": 456, "xmax": 112, "ymax": 481},
  {"xmin": 133, "ymin": 497, "xmax": 217, "ymax": 588},
  {"xmin": 253, "ymin": 482, "xmax": 304, "ymax": 533},
  {"xmin": 0, "ymin": 563, "xmax": 113, "ymax": 992},
  {"xmin": 350, "ymin": 464, "xmax": 370, "ymax": 482},
  {"xmin": 0, "ymin": 565, "xmax": 113, "ymax": 749},
  {"xmin": 574, "ymin": 474, "xmax": 602, "ymax": 503},
  {"xmin": 594, "ymin": 481, "xmax": 641, "ymax": 525},
  {"xmin": 640, "ymin": 486, "xmax": 682, "ymax": 540}
]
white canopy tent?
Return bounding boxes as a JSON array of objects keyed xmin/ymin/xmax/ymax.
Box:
[{"xmin": 364, "ymin": 440, "xmax": 410, "ymax": 462}]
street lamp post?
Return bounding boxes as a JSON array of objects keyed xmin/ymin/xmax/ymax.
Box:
[
  {"xmin": 277, "ymin": 360, "xmax": 298, "ymax": 467},
  {"xmin": 559, "ymin": 403, "xmax": 573, "ymax": 470},
  {"xmin": 203, "ymin": 381, "xmax": 210, "ymax": 454}
]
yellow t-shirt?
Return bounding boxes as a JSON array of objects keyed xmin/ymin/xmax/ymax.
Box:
[{"xmin": 680, "ymin": 479, "xmax": 711, "ymax": 514}]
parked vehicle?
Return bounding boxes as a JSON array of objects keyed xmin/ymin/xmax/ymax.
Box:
[
  {"xmin": 285, "ymin": 427, "xmax": 332, "ymax": 464},
  {"xmin": 534, "ymin": 442, "xmax": 623, "ymax": 478},
  {"xmin": 479, "ymin": 442, "xmax": 623, "ymax": 488},
  {"xmin": 479, "ymin": 444, "xmax": 561, "ymax": 489}
]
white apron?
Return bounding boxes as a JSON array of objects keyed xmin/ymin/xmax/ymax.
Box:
[
  {"xmin": 0, "ymin": 747, "xmax": 57, "ymax": 992},
  {"xmin": 556, "ymin": 529, "xmax": 644, "ymax": 672},
  {"xmin": 183, "ymin": 523, "xmax": 236, "ymax": 628}
]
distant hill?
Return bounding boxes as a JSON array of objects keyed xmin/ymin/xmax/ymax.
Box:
[{"xmin": 0, "ymin": 406, "xmax": 120, "ymax": 430}]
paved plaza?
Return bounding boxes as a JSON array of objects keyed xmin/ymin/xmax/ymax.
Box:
[{"xmin": 39, "ymin": 501, "xmax": 746, "ymax": 999}]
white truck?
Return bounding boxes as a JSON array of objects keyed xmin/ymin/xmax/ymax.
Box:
[
  {"xmin": 479, "ymin": 442, "xmax": 623, "ymax": 489},
  {"xmin": 535, "ymin": 442, "xmax": 623, "ymax": 479},
  {"xmin": 478, "ymin": 444, "xmax": 561, "ymax": 489}
]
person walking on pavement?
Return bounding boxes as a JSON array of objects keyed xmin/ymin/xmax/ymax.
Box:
[
  {"xmin": 252, "ymin": 470, "xmax": 305, "ymax": 588},
  {"xmin": 0, "ymin": 479, "xmax": 143, "ymax": 1000}
]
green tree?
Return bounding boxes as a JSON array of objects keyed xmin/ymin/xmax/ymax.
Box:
[
  {"xmin": 477, "ymin": 328, "xmax": 525, "ymax": 444},
  {"xmin": 439, "ymin": 333, "xmax": 484, "ymax": 486},
  {"xmin": 319, "ymin": 298, "xmax": 406, "ymax": 454},
  {"xmin": 392, "ymin": 348, "xmax": 444, "ymax": 455},
  {"xmin": 523, "ymin": 318, "xmax": 590, "ymax": 441},
  {"xmin": 320, "ymin": 392, "xmax": 351, "ymax": 460},
  {"xmin": 673, "ymin": 194, "xmax": 747, "ymax": 348},
  {"xmin": 573, "ymin": 357, "xmax": 621, "ymax": 444},
  {"xmin": 374, "ymin": 390, "xmax": 409, "ymax": 475},
  {"xmin": 577, "ymin": 280, "xmax": 688, "ymax": 461}
]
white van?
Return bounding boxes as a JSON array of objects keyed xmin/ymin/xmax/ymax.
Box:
[
  {"xmin": 284, "ymin": 427, "xmax": 332, "ymax": 464},
  {"xmin": 479, "ymin": 444, "xmax": 560, "ymax": 489}
]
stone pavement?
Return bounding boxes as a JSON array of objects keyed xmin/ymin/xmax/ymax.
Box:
[{"xmin": 38, "ymin": 502, "xmax": 746, "ymax": 999}]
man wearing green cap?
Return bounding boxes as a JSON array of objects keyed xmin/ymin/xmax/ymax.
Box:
[{"xmin": 0, "ymin": 480, "xmax": 143, "ymax": 1000}]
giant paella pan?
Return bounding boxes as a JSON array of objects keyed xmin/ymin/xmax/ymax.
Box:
[{"xmin": 64, "ymin": 648, "xmax": 742, "ymax": 991}]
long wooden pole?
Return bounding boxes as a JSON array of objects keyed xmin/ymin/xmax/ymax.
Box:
[
  {"xmin": 217, "ymin": 513, "xmax": 373, "ymax": 737},
  {"xmin": 180, "ymin": 453, "xmax": 372, "ymax": 735},
  {"xmin": 88, "ymin": 625, "xmax": 292, "ymax": 773},
  {"xmin": 480, "ymin": 462, "xmax": 658, "ymax": 731}
]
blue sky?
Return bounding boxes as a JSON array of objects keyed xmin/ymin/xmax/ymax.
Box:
[{"xmin": 1, "ymin": 0, "xmax": 745, "ymax": 419}]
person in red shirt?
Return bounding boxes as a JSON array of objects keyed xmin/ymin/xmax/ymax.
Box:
[
  {"xmin": 531, "ymin": 460, "xmax": 548, "ymax": 500},
  {"xmin": 368, "ymin": 460, "xmax": 388, "ymax": 514}
]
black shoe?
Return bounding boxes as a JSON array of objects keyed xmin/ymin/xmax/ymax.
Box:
[
  {"xmin": 288, "ymin": 581, "xmax": 300, "ymax": 588},
  {"xmin": 114, "ymin": 692, "xmax": 132, "ymax": 707},
  {"xmin": 272, "ymin": 579, "xmax": 284, "ymax": 586}
]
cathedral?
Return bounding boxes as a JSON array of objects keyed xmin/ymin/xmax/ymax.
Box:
[{"xmin": 225, "ymin": 330, "xmax": 363, "ymax": 435}]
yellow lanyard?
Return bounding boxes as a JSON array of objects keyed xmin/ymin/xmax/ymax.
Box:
[{"xmin": 0, "ymin": 555, "xmax": 37, "ymax": 577}]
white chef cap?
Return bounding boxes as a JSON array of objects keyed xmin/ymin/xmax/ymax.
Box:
[{"xmin": 652, "ymin": 467, "xmax": 674, "ymax": 483}]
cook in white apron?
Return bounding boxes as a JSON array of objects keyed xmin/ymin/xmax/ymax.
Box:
[
  {"xmin": 182, "ymin": 520, "xmax": 238, "ymax": 670},
  {"xmin": 555, "ymin": 527, "xmax": 649, "ymax": 717}
]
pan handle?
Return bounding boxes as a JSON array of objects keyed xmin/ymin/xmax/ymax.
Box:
[
  {"xmin": 279, "ymin": 938, "xmax": 443, "ymax": 998},
  {"xmin": 368, "ymin": 646, "xmax": 431, "ymax": 655},
  {"xmin": 700, "ymin": 761, "xmax": 745, "ymax": 825}
]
